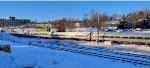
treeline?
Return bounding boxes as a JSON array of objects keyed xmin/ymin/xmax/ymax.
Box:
[
  {"xmin": 82, "ymin": 9, "xmax": 120, "ymax": 29},
  {"xmin": 50, "ymin": 9, "xmax": 120, "ymax": 31},
  {"xmin": 50, "ymin": 9, "xmax": 150, "ymax": 31},
  {"xmin": 50, "ymin": 18, "xmax": 80, "ymax": 32},
  {"xmin": 82, "ymin": 9, "xmax": 150, "ymax": 29},
  {"xmin": 118, "ymin": 9, "xmax": 150, "ymax": 29}
]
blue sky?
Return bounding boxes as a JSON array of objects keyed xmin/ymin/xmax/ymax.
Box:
[{"xmin": 0, "ymin": 1, "xmax": 150, "ymax": 22}]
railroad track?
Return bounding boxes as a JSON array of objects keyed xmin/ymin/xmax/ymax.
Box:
[
  {"xmin": 54, "ymin": 41, "xmax": 150, "ymax": 60},
  {"xmin": 31, "ymin": 41, "xmax": 150, "ymax": 67}
]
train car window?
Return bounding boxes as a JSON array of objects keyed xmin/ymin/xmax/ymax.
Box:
[
  {"xmin": 136, "ymin": 37, "xmax": 143, "ymax": 39},
  {"xmin": 115, "ymin": 36, "xmax": 120, "ymax": 38},
  {"xmin": 104, "ymin": 36, "xmax": 109, "ymax": 38},
  {"xmin": 123, "ymin": 37, "xmax": 128, "ymax": 39},
  {"xmin": 145, "ymin": 37, "xmax": 150, "ymax": 40},
  {"xmin": 109, "ymin": 36, "xmax": 114, "ymax": 38},
  {"xmin": 129, "ymin": 37, "xmax": 135, "ymax": 39}
]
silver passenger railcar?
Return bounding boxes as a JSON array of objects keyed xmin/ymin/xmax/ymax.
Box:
[
  {"xmin": 51, "ymin": 32, "xmax": 91, "ymax": 40},
  {"xmin": 27, "ymin": 31, "xmax": 150, "ymax": 45},
  {"xmin": 102, "ymin": 32, "xmax": 150, "ymax": 44}
]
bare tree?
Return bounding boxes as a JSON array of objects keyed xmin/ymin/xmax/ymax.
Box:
[
  {"xmin": 68, "ymin": 18, "xmax": 75, "ymax": 32},
  {"xmin": 89, "ymin": 9, "xmax": 97, "ymax": 28},
  {"xmin": 111, "ymin": 13, "xmax": 121, "ymax": 21},
  {"xmin": 83, "ymin": 13, "xmax": 90, "ymax": 27},
  {"xmin": 87, "ymin": 9, "xmax": 109, "ymax": 44},
  {"xmin": 125, "ymin": 9, "xmax": 150, "ymax": 29}
]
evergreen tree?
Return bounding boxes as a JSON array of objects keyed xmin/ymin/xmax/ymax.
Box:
[{"xmin": 142, "ymin": 14, "xmax": 150, "ymax": 29}]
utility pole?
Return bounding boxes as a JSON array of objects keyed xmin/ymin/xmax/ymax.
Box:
[
  {"xmin": 97, "ymin": 13, "xmax": 100, "ymax": 44},
  {"xmin": 34, "ymin": 18, "xmax": 38, "ymax": 23}
]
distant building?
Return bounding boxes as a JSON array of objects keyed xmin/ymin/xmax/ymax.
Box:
[
  {"xmin": 104, "ymin": 21, "xmax": 119, "ymax": 27},
  {"xmin": 73, "ymin": 22, "xmax": 81, "ymax": 28},
  {"xmin": 50, "ymin": 28, "xmax": 58, "ymax": 32},
  {"xmin": 31, "ymin": 23, "xmax": 51, "ymax": 28},
  {"xmin": 0, "ymin": 16, "xmax": 31, "ymax": 27},
  {"xmin": 103, "ymin": 21, "xmax": 119, "ymax": 29}
]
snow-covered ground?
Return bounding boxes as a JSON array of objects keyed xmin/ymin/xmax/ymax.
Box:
[
  {"xmin": 0, "ymin": 40, "xmax": 148, "ymax": 68},
  {"xmin": 0, "ymin": 32, "xmax": 150, "ymax": 68},
  {"xmin": 109, "ymin": 44, "xmax": 150, "ymax": 55}
]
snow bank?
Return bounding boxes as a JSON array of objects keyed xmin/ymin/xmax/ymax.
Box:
[
  {"xmin": 13, "ymin": 55, "xmax": 37, "ymax": 68},
  {"xmin": 0, "ymin": 32, "xmax": 40, "ymax": 45},
  {"xmin": 0, "ymin": 52, "xmax": 13, "ymax": 68},
  {"xmin": 0, "ymin": 32, "xmax": 150, "ymax": 68},
  {"xmin": 0, "ymin": 40, "xmax": 146, "ymax": 68}
]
